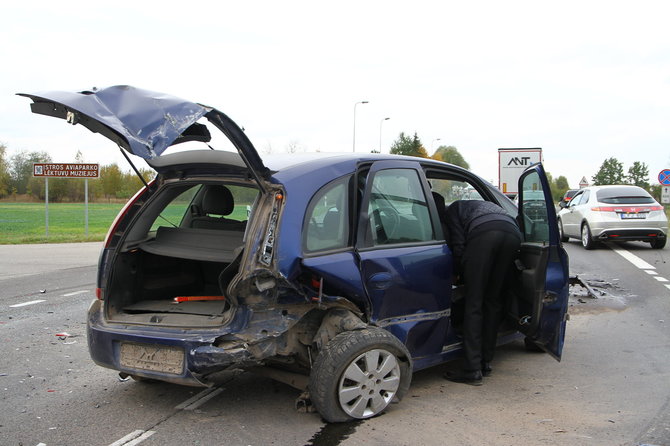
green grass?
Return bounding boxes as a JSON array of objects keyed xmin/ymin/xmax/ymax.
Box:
[
  {"xmin": 0, "ymin": 202, "xmax": 125, "ymax": 244},
  {"xmin": 0, "ymin": 202, "xmax": 253, "ymax": 244}
]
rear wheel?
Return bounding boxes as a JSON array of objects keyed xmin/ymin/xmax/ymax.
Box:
[
  {"xmin": 581, "ymin": 223, "xmax": 596, "ymax": 250},
  {"xmin": 309, "ymin": 328, "xmax": 411, "ymax": 423},
  {"xmin": 558, "ymin": 219, "xmax": 569, "ymax": 243},
  {"xmin": 650, "ymin": 238, "xmax": 666, "ymax": 249}
]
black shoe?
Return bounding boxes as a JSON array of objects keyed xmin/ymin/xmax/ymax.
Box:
[
  {"xmin": 481, "ymin": 362, "xmax": 492, "ymax": 377},
  {"xmin": 444, "ymin": 370, "xmax": 483, "ymax": 386}
]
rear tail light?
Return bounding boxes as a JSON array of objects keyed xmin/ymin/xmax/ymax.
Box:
[
  {"xmin": 590, "ymin": 207, "xmax": 618, "ymax": 212},
  {"xmin": 591, "ymin": 205, "xmax": 662, "ymax": 212}
]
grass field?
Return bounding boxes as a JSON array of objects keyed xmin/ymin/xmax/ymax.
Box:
[
  {"xmin": 0, "ymin": 202, "xmax": 252, "ymax": 244},
  {"xmin": 0, "ymin": 202, "xmax": 125, "ymax": 244},
  {"xmin": 1, "ymin": 201, "xmax": 668, "ymax": 245}
]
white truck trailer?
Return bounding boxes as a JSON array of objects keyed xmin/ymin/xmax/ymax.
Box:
[{"xmin": 498, "ymin": 147, "xmax": 543, "ymax": 197}]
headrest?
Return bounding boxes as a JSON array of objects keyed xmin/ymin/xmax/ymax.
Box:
[{"xmin": 202, "ymin": 186, "xmax": 234, "ymax": 216}]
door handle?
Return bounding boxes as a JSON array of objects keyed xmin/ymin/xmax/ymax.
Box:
[{"xmin": 367, "ymin": 272, "xmax": 393, "ymax": 290}]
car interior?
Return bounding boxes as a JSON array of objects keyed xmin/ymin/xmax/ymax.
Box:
[{"xmin": 104, "ymin": 181, "xmax": 258, "ymax": 326}]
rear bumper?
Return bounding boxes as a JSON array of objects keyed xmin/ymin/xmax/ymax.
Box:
[
  {"xmin": 588, "ymin": 213, "xmax": 667, "ymax": 242},
  {"xmin": 594, "ymin": 228, "xmax": 666, "ymax": 242},
  {"xmin": 86, "ymin": 300, "xmax": 255, "ymax": 386}
]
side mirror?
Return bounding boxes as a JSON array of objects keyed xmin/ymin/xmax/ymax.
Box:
[{"xmin": 558, "ymin": 201, "xmax": 567, "ymax": 209}]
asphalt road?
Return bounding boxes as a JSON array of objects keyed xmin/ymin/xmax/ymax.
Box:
[{"xmin": 0, "ymin": 241, "xmax": 669, "ymax": 446}]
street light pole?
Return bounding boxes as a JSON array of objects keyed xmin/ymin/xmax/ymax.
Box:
[
  {"xmin": 431, "ymin": 138, "xmax": 441, "ymax": 152},
  {"xmin": 379, "ymin": 117, "xmax": 390, "ymax": 153},
  {"xmin": 353, "ymin": 100, "xmax": 369, "ymax": 152}
]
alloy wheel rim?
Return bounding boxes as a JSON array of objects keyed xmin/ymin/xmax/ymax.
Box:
[
  {"xmin": 582, "ymin": 226, "xmax": 589, "ymax": 246},
  {"xmin": 338, "ymin": 348, "xmax": 400, "ymax": 419}
]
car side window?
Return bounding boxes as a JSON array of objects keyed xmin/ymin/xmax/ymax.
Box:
[
  {"xmin": 303, "ymin": 176, "xmax": 350, "ymax": 253},
  {"xmin": 581, "ymin": 190, "xmax": 590, "ymax": 204},
  {"xmin": 569, "ymin": 191, "xmax": 583, "ymax": 207},
  {"xmin": 368, "ymin": 169, "xmax": 434, "ymax": 245},
  {"xmin": 428, "ymin": 178, "xmax": 485, "ymax": 205},
  {"xmin": 520, "ymin": 171, "xmax": 550, "ymax": 243},
  {"xmin": 149, "ymin": 185, "xmax": 201, "ymax": 232}
]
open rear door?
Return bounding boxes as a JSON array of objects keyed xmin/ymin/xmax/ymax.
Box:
[
  {"xmin": 514, "ymin": 163, "xmax": 570, "ymax": 360},
  {"xmin": 18, "ymin": 85, "xmax": 271, "ymax": 191}
]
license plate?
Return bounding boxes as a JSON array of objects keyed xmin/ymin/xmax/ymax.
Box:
[
  {"xmin": 120, "ymin": 342, "xmax": 184, "ymax": 375},
  {"xmin": 620, "ymin": 213, "xmax": 646, "ymax": 219}
]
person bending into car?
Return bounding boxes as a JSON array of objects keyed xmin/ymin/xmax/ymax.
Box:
[{"xmin": 444, "ymin": 199, "xmax": 521, "ymax": 386}]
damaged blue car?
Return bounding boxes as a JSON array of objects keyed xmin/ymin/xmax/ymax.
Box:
[{"xmin": 20, "ymin": 86, "xmax": 569, "ymax": 422}]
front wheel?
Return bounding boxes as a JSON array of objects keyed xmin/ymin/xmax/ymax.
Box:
[
  {"xmin": 309, "ymin": 328, "xmax": 412, "ymax": 423},
  {"xmin": 581, "ymin": 223, "xmax": 596, "ymax": 250},
  {"xmin": 650, "ymin": 238, "xmax": 666, "ymax": 249}
]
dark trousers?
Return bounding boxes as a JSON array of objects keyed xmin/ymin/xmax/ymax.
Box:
[{"xmin": 461, "ymin": 230, "xmax": 521, "ymax": 372}]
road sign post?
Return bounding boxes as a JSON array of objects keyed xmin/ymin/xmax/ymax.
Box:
[
  {"xmin": 33, "ymin": 163, "xmax": 100, "ymax": 238},
  {"xmin": 85, "ymin": 178, "xmax": 89, "ymax": 236},
  {"xmin": 45, "ymin": 177, "xmax": 49, "ymax": 237}
]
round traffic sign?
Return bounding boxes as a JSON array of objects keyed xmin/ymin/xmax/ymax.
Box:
[{"xmin": 659, "ymin": 169, "xmax": 670, "ymax": 185}]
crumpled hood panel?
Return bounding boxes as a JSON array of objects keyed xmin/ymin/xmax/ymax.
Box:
[{"xmin": 19, "ymin": 85, "xmax": 208, "ymax": 159}]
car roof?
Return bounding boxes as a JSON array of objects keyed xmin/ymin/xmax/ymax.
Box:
[
  {"xmin": 581, "ymin": 185, "xmax": 647, "ymax": 192},
  {"xmin": 147, "ymin": 149, "xmax": 461, "ymax": 180}
]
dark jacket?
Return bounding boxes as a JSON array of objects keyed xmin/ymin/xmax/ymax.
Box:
[{"xmin": 445, "ymin": 200, "xmax": 519, "ymax": 259}]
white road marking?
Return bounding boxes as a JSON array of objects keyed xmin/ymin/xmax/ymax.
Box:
[
  {"xmin": 106, "ymin": 388, "xmax": 223, "ymax": 445},
  {"xmin": 62, "ymin": 290, "xmax": 89, "ymax": 297},
  {"xmin": 108, "ymin": 430, "xmax": 155, "ymax": 446},
  {"xmin": 610, "ymin": 246, "xmax": 655, "ymax": 270},
  {"xmin": 609, "ymin": 246, "xmax": 670, "ymax": 291},
  {"xmin": 122, "ymin": 431, "xmax": 155, "ymax": 446},
  {"xmin": 10, "ymin": 300, "xmax": 46, "ymax": 308},
  {"xmin": 175, "ymin": 387, "xmax": 223, "ymax": 410},
  {"xmin": 36, "ymin": 443, "xmax": 47, "ymax": 446}
]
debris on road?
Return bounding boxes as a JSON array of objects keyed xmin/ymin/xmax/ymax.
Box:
[{"xmin": 569, "ymin": 275, "xmax": 600, "ymax": 298}]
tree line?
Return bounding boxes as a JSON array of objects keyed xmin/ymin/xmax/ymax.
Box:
[
  {"xmin": 592, "ymin": 157, "xmax": 662, "ymax": 202},
  {"xmin": 388, "ymin": 131, "xmax": 470, "ymax": 169},
  {"xmin": 386, "ymin": 134, "xmax": 662, "ymax": 203},
  {"xmin": 0, "ymin": 144, "xmax": 152, "ymax": 202},
  {"xmin": 386, "ymin": 132, "xmax": 575, "ymax": 201},
  {"xmin": 1, "ymin": 138, "xmax": 660, "ymax": 204}
]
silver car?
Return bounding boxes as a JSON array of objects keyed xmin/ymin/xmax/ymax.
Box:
[{"xmin": 557, "ymin": 185, "xmax": 667, "ymax": 249}]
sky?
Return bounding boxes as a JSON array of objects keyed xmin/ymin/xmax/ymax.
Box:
[{"xmin": 1, "ymin": 0, "xmax": 669, "ymax": 189}]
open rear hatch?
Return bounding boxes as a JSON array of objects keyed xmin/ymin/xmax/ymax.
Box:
[
  {"xmin": 19, "ymin": 86, "xmax": 272, "ymax": 327},
  {"xmin": 18, "ymin": 85, "xmax": 271, "ymax": 189}
]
